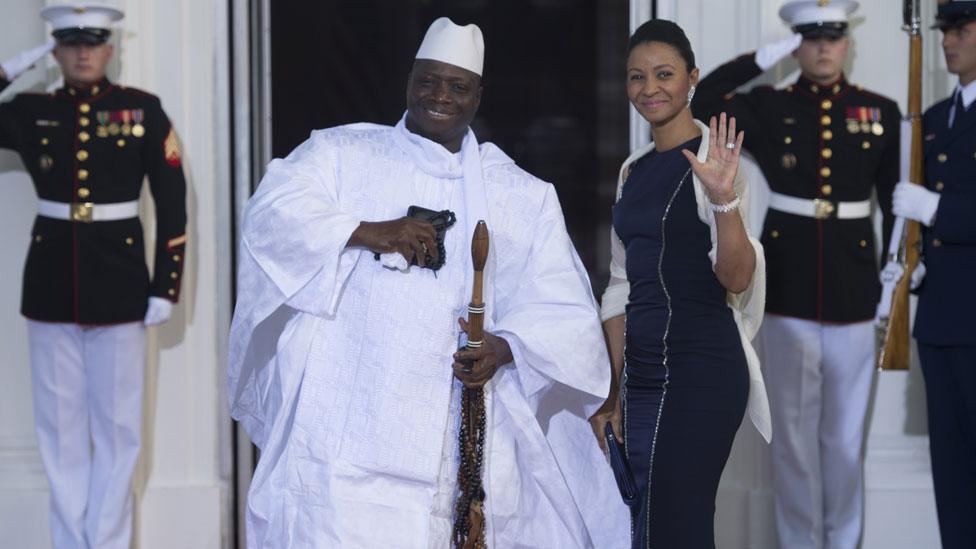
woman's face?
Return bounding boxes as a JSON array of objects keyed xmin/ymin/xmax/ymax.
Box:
[{"xmin": 626, "ymin": 41, "xmax": 698, "ymax": 126}]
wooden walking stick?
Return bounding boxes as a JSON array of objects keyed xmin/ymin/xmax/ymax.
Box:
[
  {"xmin": 877, "ymin": 0, "xmax": 924, "ymax": 370},
  {"xmin": 453, "ymin": 220, "xmax": 489, "ymax": 549}
]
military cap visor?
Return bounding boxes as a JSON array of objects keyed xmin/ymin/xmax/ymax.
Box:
[
  {"xmin": 933, "ymin": 1, "xmax": 976, "ymax": 30},
  {"xmin": 53, "ymin": 27, "xmax": 112, "ymax": 46},
  {"xmin": 794, "ymin": 21, "xmax": 849, "ymax": 39}
]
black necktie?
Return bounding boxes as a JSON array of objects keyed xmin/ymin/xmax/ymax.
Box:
[{"xmin": 950, "ymin": 90, "xmax": 967, "ymax": 128}]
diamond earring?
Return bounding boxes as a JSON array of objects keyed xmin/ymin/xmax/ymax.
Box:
[{"xmin": 687, "ymin": 85, "xmax": 696, "ymax": 104}]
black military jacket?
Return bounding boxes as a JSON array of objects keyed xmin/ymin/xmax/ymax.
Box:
[
  {"xmin": 0, "ymin": 77, "xmax": 186, "ymax": 324},
  {"xmin": 914, "ymin": 95, "xmax": 976, "ymax": 346},
  {"xmin": 693, "ymin": 54, "xmax": 900, "ymax": 322}
]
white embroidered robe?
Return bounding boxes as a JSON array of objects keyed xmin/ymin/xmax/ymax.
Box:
[{"xmin": 228, "ymin": 118, "xmax": 630, "ymax": 548}]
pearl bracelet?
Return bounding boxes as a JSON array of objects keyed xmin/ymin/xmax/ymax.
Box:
[{"xmin": 710, "ymin": 194, "xmax": 741, "ymax": 213}]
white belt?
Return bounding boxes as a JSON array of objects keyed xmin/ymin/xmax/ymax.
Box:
[
  {"xmin": 768, "ymin": 192, "xmax": 872, "ymax": 220},
  {"xmin": 37, "ymin": 199, "xmax": 139, "ymax": 223}
]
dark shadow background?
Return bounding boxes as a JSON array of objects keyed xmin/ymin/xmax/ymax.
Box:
[{"xmin": 270, "ymin": 0, "xmax": 630, "ymax": 289}]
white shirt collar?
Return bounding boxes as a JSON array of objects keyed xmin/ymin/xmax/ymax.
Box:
[{"xmin": 954, "ymin": 79, "xmax": 976, "ymax": 110}]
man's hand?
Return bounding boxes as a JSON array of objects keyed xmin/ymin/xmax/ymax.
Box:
[
  {"xmin": 893, "ymin": 181, "xmax": 940, "ymax": 226},
  {"xmin": 755, "ymin": 33, "xmax": 803, "ymax": 71},
  {"xmin": 347, "ymin": 217, "xmax": 438, "ymax": 268},
  {"xmin": 452, "ymin": 318, "xmax": 512, "ymax": 389},
  {"xmin": 144, "ymin": 296, "xmax": 173, "ymax": 326},
  {"xmin": 1, "ymin": 40, "xmax": 55, "ymax": 82},
  {"xmin": 588, "ymin": 390, "xmax": 621, "ymax": 455}
]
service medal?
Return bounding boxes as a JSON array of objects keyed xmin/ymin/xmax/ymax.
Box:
[
  {"xmin": 97, "ymin": 126, "xmax": 109, "ymax": 138},
  {"xmin": 131, "ymin": 109, "xmax": 146, "ymax": 138},
  {"xmin": 121, "ymin": 110, "xmax": 131, "ymax": 136},
  {"xmin": 847, "ymin": 121, "xmax": 859, "ymax": 134},
  {"xmin": 860, "ymin": 121, "xmax": 871, "ymax": 133},
  {"xmin": 871, "ymin": 122, "xmax": 884, "ymax": 136},
  {"xmin": 108, "ymin": 123, "xmax": 120, "ymax": 136}
]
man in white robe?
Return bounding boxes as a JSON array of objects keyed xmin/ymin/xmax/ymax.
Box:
[{"xmin": 228, "ymin": 17, "xmax": 629, "ymax": 548}]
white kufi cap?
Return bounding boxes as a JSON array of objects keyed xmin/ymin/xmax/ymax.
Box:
[{"xmin": 415, "ymin": 17, "xmax": 485, "ymax": 76}]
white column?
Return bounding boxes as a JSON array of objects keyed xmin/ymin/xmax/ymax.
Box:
[{"xmin": 115, "ymin": 0, "xmax": 232, "ymax": 547}]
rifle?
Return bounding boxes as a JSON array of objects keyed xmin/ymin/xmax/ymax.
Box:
[
  {"xmin": 876, "ymin": 0, "xmax": 924, "ymax": 370},
  {"xmin": 452, "ymin": 221, "xmax": 489, "ymax": 549}
]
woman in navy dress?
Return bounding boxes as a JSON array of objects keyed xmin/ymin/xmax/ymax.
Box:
[{"xmin": 591, "ymin": 20, "xmax": 768, "ymax": 548}]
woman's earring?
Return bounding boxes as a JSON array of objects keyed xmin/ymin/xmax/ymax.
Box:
[{"xmin": 687, "ymin": 85, "xmax": 696, "ymax": 105}]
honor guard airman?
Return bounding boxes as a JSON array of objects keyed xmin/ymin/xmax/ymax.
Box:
[
  {"xmin": 0, "ymin": 3, "xmax": 186, "ymax": 548},
  {"xmin": 892, "ymin": 2, "xmax": 976, "ymax": 547},
  {"xmin": 692, "ymin": 2, "xmax": 900, "ymax": 548}
]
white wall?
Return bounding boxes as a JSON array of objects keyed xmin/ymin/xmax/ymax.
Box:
[
  {"xmin": 0, "ymin": 1, "xmax": 231, "ymax": 548},
  {"xmin": 655, "ymin": 1, "xmax": 948, "ymax": 547},
  {"xmin": 0, "ymin": 2, "xmax": 55, "ymax": 545}
]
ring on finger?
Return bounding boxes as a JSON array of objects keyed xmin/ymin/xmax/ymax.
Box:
[{"xmin": 725, "ymin": 142, "xmax": 736, "ymax": 150}]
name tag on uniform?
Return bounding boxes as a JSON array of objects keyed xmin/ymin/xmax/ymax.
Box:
[{"xmin": 35, "ymin": 119, "xmax": 60, "ymax": 127}]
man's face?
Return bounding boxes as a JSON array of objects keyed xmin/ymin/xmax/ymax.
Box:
[
  {"xmin": 405, "ymin": 59, "xmax": 482, "ymax": 153},
  {"xmin": 942, "ymin": 21, "xmax": 976, "ymax": 84},
  {"xmin": 794, "ymin": 36, "xmax": 849, "ymax": 84},
  {"xmin": 53, "ymin": 42, "xmax": 113, "ymax": 86}
]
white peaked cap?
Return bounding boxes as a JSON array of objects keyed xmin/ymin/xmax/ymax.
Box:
[
  {"xmin": 41, "ymin": 2, "xmax": 124, "ymax": 31},
  {"xmin": 779, "ymin": 0, "xmax": 859, "ymax": 27},
  {"xmin": 415, "ymin": 17, "xmax": 485, "ymax": 76}
]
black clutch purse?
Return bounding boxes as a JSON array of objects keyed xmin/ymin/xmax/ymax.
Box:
[
  {"xmin": 605, "ymin": 422, "xmax": 639, "ymax": 507},
  {"xmin": 374, "ymin": 206, "xmax": 456, "ymax": 271}
]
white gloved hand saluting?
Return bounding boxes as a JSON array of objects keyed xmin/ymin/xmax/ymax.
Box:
[
  {"xmin": 755, "ymin": 33, "xmax": 803, "ymax": 71},
  {"xmin": 144, "ymin": 297, "xmax": 173, "ymax": 327},
  {"xmin": 0, "ymin": 40, "xmax": 55, "ymax": 81},
  {"xmin": 892, "ymin": 181, "xmax": 940, "ymax": 226}
]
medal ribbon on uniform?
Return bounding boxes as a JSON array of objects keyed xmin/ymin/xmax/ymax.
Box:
[
  {"xmin": 121, "ymin": 109, "xmax": 132, "ymax": 136},
  {"xmin": 132, "ymin": 109, "xmax": 145, "ymax": 138},
  {"xmin": 870, "ymin": 107, "xmax": 884, "ymax": 136}
]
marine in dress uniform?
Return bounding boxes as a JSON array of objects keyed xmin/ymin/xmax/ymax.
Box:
[
  {"xmin": 692, "ymin": 2, "xmax": 899, "ymax": 548},
  {"xmin": 892, "ymin": 3, "xmax": 976, "ymax": 547},
  {"xmin": 0, "ymin": 4, "xmax": 186, "ymax": 548}
]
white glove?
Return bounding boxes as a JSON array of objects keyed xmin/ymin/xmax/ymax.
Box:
[
  {"xmin": 0, "ymin": 40, "xmax": 55, "ymax": 81},
  {"xmin": 379, "ymin": 252, "xmax": 409, "ymax": 271},
  {"xmin": 755, "ymin": 33, "xmax": 803, "ymax": 71},
  {"xmin": 879, "ymin": 260, "xmax": 904, "ymax": 287},
  {"xmin": 879, "ymin": 259, "xmax": 925, "ymax": 291},
  {"xmin": 892, "ymin": 181, "xmax": 940, "ymax": 226},
  {"xmin": 910, "ymin": 261, "xmax": 926, "ymax": 290},
  {"xmin": 144, "ymin": 296, "xmax": 173, "ymax": 326}
]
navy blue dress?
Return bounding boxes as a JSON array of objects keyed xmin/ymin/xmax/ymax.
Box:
[{"xmin": 613, "ymin": 136, "xmax": 748, "ymax": 548}]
